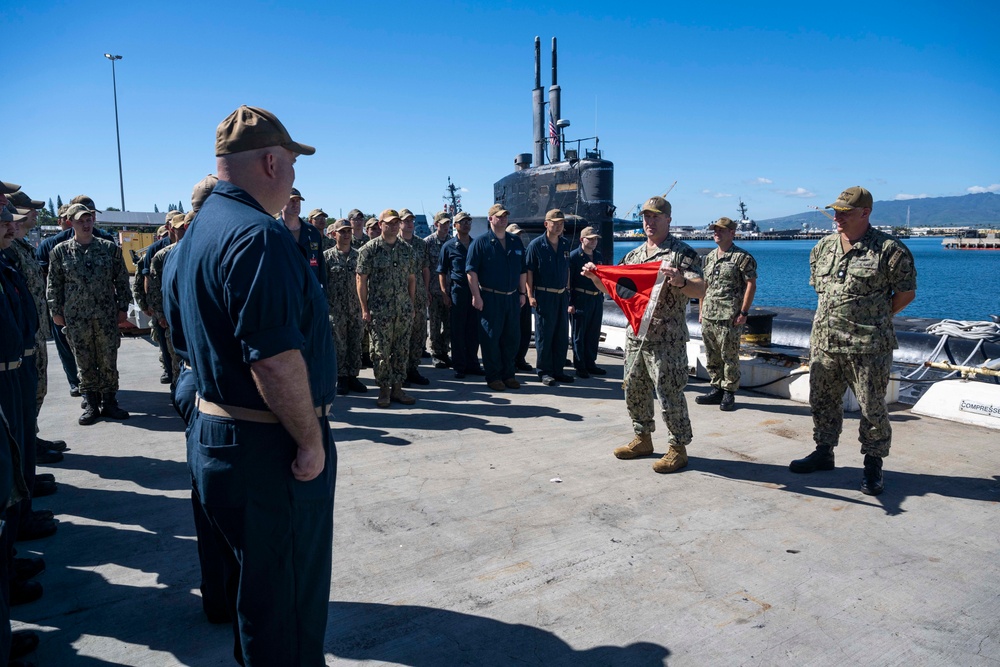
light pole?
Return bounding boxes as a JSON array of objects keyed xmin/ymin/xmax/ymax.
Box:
[{"xmin": 103, "ymin": 53, "xmax": 125, "ymax": 211}]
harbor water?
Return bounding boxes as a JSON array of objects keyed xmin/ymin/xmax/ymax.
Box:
[{"xmin": 613, "ymin": 236, "xmax": 1000, "ymax": 322}]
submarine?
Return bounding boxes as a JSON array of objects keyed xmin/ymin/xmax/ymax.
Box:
[{"xmin": 493, "ymin": 37, "xmax": 616, "ymax": 260}]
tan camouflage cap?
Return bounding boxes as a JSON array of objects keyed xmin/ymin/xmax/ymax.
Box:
[
  {"xmin": 71, "ymin": 195, "xmax": 100, "ymax": 212},
  {"xmin": 365, "ymin": 217, "xmax": 380, "ymax": 230},
  {"xmin": 331, "ymin": 219, "xmax": 351, "ymax": 233},
  {"xmin": 505, "ymin": 223, "xmax": 523, "ymax": 235},
  {"xmin": 8, "ymin": 191, "xmax": 44, "ymax": 209},
  {"xmin": 454, "ymin": 211, "xmax": 472, "ymax": 224},
  {"xmin": 65, "ymin": 203, "xmax": 96, "ymax": 220},
  {"xmin": 191, "ymin": 174, "xmax": 219, "ymax": 213},
  {"xmin": 1, "ymin": 181, "xmax": 21, "ymax": 195},
  {"xmin": 641, "ymin": 196, "xmax": 671, "ymax": 216},
  {"xmin": 580, "ymin": 226, "xmax": 601, "ymax": 239},
  {"xmin": 544, "ymin": 209, "xmax": 566, "ymax": 222},
  {"xmin": 710, "ymin": 216, "xmax": 737, "ymax": 230},
  {"xmin": 308, "ymin": 208, "xmax": 327, "ymax": 220},
  {"xmin": 398, "ymin": 208, "xmax": 415, "ymax": 221},
  {"xmin": 488, "ymin": 203, "xmax": 510, "ymax": 218},
  {"xmin": 379, "ymin": 209, "xmax": 401, "ymax": 223},
  {"xmin": 826, "ymin": 186, "xmax": 873, "ymax": 211}
]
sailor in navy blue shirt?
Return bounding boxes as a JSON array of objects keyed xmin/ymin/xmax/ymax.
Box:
[
  {"xmin": 438, "ymin": 211, "xmax": 481, "ymax": 377},
  {"xmin": 526, "ymin": 209, "xmax": 573, "ymax": 385},
  {"xmin": 162, "ymin": 105, "xmax": 334, "ymax": 667},
  {"xmin": 466, "ymin": 204, "xmax": 527, "ymax": 389},
  {"xmin": 278, "ymin": 187, "xmax": 328, "ymax": 296},
  {"xmin": 569, "ymin": 225, "xmax": 606, "ymax": 377}
]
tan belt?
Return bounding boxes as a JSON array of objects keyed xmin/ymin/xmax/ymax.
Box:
[
  {"xmin": 574, "ymin": 287, "xmax": 600, "ymax": 296},
  {"xmin": 0, "ymin": 360, "xmax": 21, "ymax": 372},
  {"xmin": 23, "ymin": 348, "xmax": 35, "ymax": 357},
  {"xmin": 480, "ymin": 287, "xmax": 517, "ymax": 296},
  {"xmin": 536, "ymin": 286, "xmax": 567, "ymax": 294},
  {"xmin": 196, "ymin": 396, "xmax": 331, "ymax": 424}
]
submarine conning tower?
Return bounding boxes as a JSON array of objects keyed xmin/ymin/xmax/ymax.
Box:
[{"xmin": 493, "ymin": 36, "xmax": 616, "ymax": 260}]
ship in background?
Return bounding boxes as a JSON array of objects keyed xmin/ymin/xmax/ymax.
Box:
[{"xmin": 493, "ymin": 37, "xmax": 616, "ymax": 260}]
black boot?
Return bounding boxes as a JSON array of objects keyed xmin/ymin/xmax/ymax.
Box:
[
  {"xmin": 695, "ymin": 387, "xmax": 724, "ymax": 405},
  {"xmin": 406, "ymin": 368, "xmax": 430, "ymax": 386},
  {"xmin": 347, "ymin": 376, "xmax": 368, "ymax": 393},
  {"xmin": 861, "ymin": 454, "xmax": 884, "ymax": 496},
  {"xmin": 100, "ymin": 392, "xmax": 129, "ymax": 420},
  {"xmin": 789, "ymin": 445, "xmax": 835, "ymax": 473},
  {"xmin": 79, "ymin": 393, "xmax": 101, "ymax": 426},
  {"xmin": 337, "ymin": 376, "xmax": 349, "ymax": 395},
  {"xmin": 719, "ymin": 390, "xmax": 735, "ymax": 411}
]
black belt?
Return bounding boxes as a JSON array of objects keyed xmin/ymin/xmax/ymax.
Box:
[{"xmin": 481, "ymin": 287, "xmax": 517, "ymax": 295}]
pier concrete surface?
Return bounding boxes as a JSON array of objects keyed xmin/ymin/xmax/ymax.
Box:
[{"xmin": 15, "ymin": 336, "xmax": 1000, "ymax": 666}]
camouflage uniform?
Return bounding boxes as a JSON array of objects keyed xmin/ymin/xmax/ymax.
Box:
[
  {"xmin": 402, "ymin": 235, "xmax": 430, "ymax": 373},
  {"xmin": 324, "ymin": 245, "xmax": 363, "ymax": 376},
  {"xmin": 148, "ymin": 243, "xmax": 182, "ymax": 383},
  {"xmin": 809, "ymin": 227, "xmax": 916, "ymax": 457},
  {"xmin": 701, "ymin": 244, "xmax": 757, "ymax": 392},
  {"xmin": 46, "ymin": 237, "xmax": 130, "ymax": 394},
  {"xmin": 356, "ymin": 238, "xmax": 414, "ymax": 387},
  {"xmin": 424, "ymin": 231, "xmax": 451, "ymax": 362},
  {"xmin": 5, "ymin": 239, "xmax": 49, "ymax": 409},
  {"xmin": 621, "ymin": 236, "xmax": 702, "ymax": 443}
]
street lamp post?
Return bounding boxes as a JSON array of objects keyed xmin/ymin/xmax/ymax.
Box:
[{"xmin": 103, "ymin": 53, "xmax": 125, "ymax": 211}]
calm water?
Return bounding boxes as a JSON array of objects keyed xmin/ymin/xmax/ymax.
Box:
[{"xmin": 613, "ymin": 236, "xmax": 1000, "ymax": 321}]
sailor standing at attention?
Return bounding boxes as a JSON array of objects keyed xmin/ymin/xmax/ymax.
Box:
[
  {"xmin": 163, "ymin": 105, "xmax": 336, "ymax": 666},
  {"xmin": 279, "ymin": 188, "xmax": 328, "ymax": 298},
  {"xmin": 789, "ymin": 186, "xmax": 916, "ymax": 496},
  {"xmin": 568, "ymin": 225, "xmax": 606, "ymax": 378},
  {"xmin": 526, "ymin": 208, "xmax": 573, "ymax": 386},
  {"xmin": 466, "ymin": 204, "xmax": 527, "ymax": 392},
  {"xmin": 695, "ymin": 216, "xmax": 757, "ymax": 412},
  {"xmin": 582, "ymin": 196, "xmax": 705, "ymax": 474}
]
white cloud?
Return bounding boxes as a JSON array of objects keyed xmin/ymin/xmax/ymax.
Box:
[
  {"xmin": 778, "ymin": 187, "xmax": 816, "ymax": 198},
  {"xmin": 701, "ymin": 189, "xmax": 712, "ymax": 194},
  {"xmin": 714, "ymin": 192, "xmax": 733, "ymax": 198},
  {"xmin": 460, "ymin": 187, "xmax": 470, "ymax": 193},
  {"xmin": 755, "ymin": 177, "xmax": 772, "ymax": 185},
  {"xmin": 893, "ymin": 193, "xmax": 930, "ymax": 200},
  {"xmin": 967, "ymin": 184, "xmax": 1000, "ymax": 194}
]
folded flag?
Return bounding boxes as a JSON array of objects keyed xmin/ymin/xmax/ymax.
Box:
[{"xmin": 592, "ymin": 261, "xmax": 671, "ymax": 338}]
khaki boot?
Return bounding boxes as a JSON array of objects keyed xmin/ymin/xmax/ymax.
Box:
[
  {"xmin": 376, "ymin": 386, "xmax": 391, "ymax": 408},
  {"xmin": 390, "ymin": 384, "xmax": 416, "ymax": 405},
  {"xmin": 652, "ymin": 445, "xmax": 688, "ymax": 474},
  {"xmin": 613, "ymin": 433, "xmax": 653, "ymax": 460}
]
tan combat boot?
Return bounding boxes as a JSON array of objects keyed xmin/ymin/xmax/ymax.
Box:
[
  {"xmin": 376, "ymin": 386, "xmax": 391, "ymax": 408},
  {"xmin": 652, "ymin": 445, "xmax": 688, "ymax": 474},
  {"xmin": 613, "ymin": 433, "xmax": 653, "ymax": 459},
  {"xmin": 390, "ymin": 384, "xmax": 416, "ymax": 405}
]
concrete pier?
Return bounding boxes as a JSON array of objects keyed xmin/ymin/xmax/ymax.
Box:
[{"xmin": 14, "ymin": 336, "xmax": 1000, "ymax": 665}]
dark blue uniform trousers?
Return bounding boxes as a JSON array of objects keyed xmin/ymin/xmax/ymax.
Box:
[
  {"xmin": 478, "ymin": 291, "xmax": 521, "ymax": 383},
  {"xmin": 572, "ymin": 295, "xmax": 604, "ymax": 371},
  {"xmin": 173, "ymin": 369, "xmax": 229, "ymax": 624},
  {"xmin": 533, "ymin": 291, "xmax": 570, "ymax": 378},
  {"xmin": 189, "ymin": 412, "xmax": 336, "ymax": 666},
  {"xmin": 516, "ymin": 300, "xmax": 532, "ymax": 366},
  {"xmin": 449, "ymin": 287, "xmax": 480, "ymax": 374}
]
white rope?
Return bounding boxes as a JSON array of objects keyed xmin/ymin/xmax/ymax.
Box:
[{"xmin": 925, "ymin": 319, "xmax": 1000, "ymax": 342}]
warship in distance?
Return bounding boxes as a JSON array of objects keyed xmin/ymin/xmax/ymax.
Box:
[{"xmin": 493, "ymin": 37, "xmax": 615, "ymax": 261}]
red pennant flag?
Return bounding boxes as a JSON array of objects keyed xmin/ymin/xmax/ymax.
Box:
[{"xmin": 592, "ymin": 262, "xmax": 669, "ymax": 337}]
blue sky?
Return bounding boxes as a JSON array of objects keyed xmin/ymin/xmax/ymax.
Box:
[{"xmin": 4, "ymin": 1, "xmax": 998, "ymax": 225}]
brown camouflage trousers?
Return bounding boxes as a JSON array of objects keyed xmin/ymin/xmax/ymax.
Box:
[
  {"xmin": 407, "ymin": 293, "xmax": 428, "ymax": 372},
  {"xmin": 65, "ymin": 318, "xmax": 120, "ymax": 394},
  {"xmin": 809, "ymin": 347, "xmax": 893, "ymax": 457},
  {"xmin": 702, "ymin": 318, "xmax": 741, "ymax": 392},
  {"xmin": 163, "ymin": 325, "xmax": 181, "ymax": 384},
  {"xmin": 331, "ymin": 313, "xmax": 363, "ymax": 377},
  {"xmin": 427, "ymin": 291, "xmax": 450, "ymax": 360},
  {"xmin": 623, "ymin": 337, "xmax": 692, "ymax": 446},
  {"xmin": 372, "ymin": 308, "xmax": 411, "ymax": 387}
]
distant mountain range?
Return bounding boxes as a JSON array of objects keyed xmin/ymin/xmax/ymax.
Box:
[{"xmin": 755, "ymin": 192, "xmax": 1000, "ymax": 230}]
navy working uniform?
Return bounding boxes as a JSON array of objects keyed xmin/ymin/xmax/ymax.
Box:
[
  {"xmin": 466, "ymin": 229, "xmax": 526, "ymax": 384},
  {"xmin": 163, "ymin": 180, "xmax": 337, "ymax": 666},
  {"xmin": 438, "ymin": 234, "xmax": 479, "ymax": 375},
  {"xmin": 139, "ymin": 235, "xmax": 174, "ymax": 381},
  {"xmin": 526, "ymin": 232, "xmax": 571, "ymax": 380},
  {"xmin": 569, "ymin": 245, "xmax": 604, "ymax": 373},
  {"xmin": 292, "ymin": 220, "xmax": 328, "ymax": 297}
]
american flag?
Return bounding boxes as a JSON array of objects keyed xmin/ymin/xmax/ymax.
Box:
[{"xmin": 549, "ymin": 110, "xmax": 559, "ymax": 150}]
